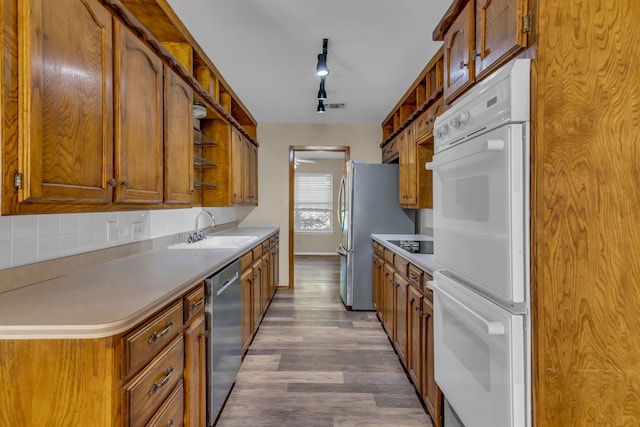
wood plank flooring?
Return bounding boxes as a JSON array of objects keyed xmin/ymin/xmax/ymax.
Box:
[{"xmin": 216, "ymin": 256, "xmax": 432, "ymax": 426}]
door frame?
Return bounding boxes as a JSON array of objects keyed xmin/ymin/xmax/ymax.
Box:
[{"xmin": 288, "ymin": 145, "xmax": 350, "ymax": 289}]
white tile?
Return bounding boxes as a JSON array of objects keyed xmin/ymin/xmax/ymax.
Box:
[
  {"xmin": 0, "ymin": 240, "xmax": 10, "ymax": 269},
  {"xmin": 37, "ymin": 235, "xmax": 59, "ymax": 261},
  {"xmin": 59, "ymin": 233, "xmax": 78, "ymax": 255},
  {"xmin": 38, "ymin": 214, "xmax": 60, "ymax": 237},
  {"xmin": 93, "ymin": 212, "xmax": 110, "ymax": 231},
  {"xmin": 12, "ymin": 215, "xmax": 38, "ymax": 239},
  {"xmin": 93, "ymin": 229, "xmax": 107, "ymax": 248},
  {"xmin": 0, "ymin": 217, "xmax": 11, "ymax": 240},
  {"xmin": 77, "ymin": 231, "xmax": 94, "ymax": 249},
  {"xmin": 12, "ymin": 237, "xmax": 37, "ymax": 266},
  {"xmin": 60, "ymin": 214, "xmax": 78, "ymax": 234},
  {"xmin": 77, "ymin": 213, "xmax": 94, "ymax": 232}
]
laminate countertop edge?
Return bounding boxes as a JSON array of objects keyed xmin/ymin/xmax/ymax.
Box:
[
  {"xmin": 371, "ymin": 234, "xmax": 442, "ymax": 275},
  {"xmin": 0, "ymin": 226, "xmax": 278, "ymax": 340}
]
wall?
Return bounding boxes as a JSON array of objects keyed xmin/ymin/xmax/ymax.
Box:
[
  {"xmin": 0, "ymin": 207, "xmax": 236, "ymax": 270},
  {"xmin": 294, "ymin": 158, "xmax": 345, "ymax": 255},
  {"xmin": 418, "ymin": 209, "xmax": 434, "ymax": 237},
  {"xmin": 238, "ymin": 123, "xmax": 381, "ymax": 286}
]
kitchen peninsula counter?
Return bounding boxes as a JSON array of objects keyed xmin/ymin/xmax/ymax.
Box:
[
  {"xmin": 0, "ymin": 226, "xmax": 278, "ymax": 339},
  {"xmin": 371, "ymin": 233, "xmax": 442, "ymax": 275}
]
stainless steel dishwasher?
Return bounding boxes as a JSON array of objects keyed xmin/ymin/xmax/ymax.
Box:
[{"xmin": 205, "ymin": 259, "xmax": 241, "ymax": 426}]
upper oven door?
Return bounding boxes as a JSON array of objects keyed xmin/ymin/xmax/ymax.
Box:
[
  {"xmin": 429, "ymin": 123, "xmax": 527, "ymax": 303},
  {"xmin": 430, "ymin": 271, "xmax": 526, "ymax": 427}
]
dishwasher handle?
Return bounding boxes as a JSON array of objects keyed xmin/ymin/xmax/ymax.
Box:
[{"xmin": 215, "ymin": 272, "xmax": 239, "ymax": 296}]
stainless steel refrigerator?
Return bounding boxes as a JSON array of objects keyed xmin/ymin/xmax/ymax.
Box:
[{"xmin": 337, "ymin": 161, "xmax": 415, "ymax": 310}]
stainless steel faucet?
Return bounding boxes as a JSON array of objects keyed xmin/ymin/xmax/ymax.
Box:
[{"xmin": 188, "ymin": 211, "xmax": 215, "ymax": 243}]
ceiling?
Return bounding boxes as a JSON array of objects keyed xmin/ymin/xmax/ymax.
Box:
[{"xmin": 166, "ymin": 0, "xmax": 451, "ymax": 124}]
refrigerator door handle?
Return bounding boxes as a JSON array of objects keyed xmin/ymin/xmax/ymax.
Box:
[
  {"xmin": 336, "ymin": 244, "xmax": 347, "ymax": 256},
  {"xmin": 337, "ymin": 176, "xmax": 345, "ymax": 233}
]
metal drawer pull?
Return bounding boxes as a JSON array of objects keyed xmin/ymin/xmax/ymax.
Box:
[
  {"xmin": 409, "ymin": 274, "xmax": 418, "ymax": 281},
  {"xmin": 190, "ymin": 297, "xmax": 205, "ymax": 311},
  {"xmin": 149, "ymin": 366, "xmax": 174, "ymax": 396},
  {"xmin": 148, "ymin": 321, "xmax": 173, "ymax": 344},
  {"xmin": 167, "ymin": 419, "xmax": 174, "ymax": 427}
]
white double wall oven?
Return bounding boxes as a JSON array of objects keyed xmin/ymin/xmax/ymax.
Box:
[{"xmin": 427, "ymin": 58, "xmax": 531, "ymax": 427}]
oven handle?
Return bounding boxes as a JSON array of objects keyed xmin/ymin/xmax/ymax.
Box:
[
  {"xmin": 428, "ymin": 280, "xmax": 505, "ymax": 335},
  {"xmin": 425, "ymin": 139, "xmax": 504, "ymax": 171}
]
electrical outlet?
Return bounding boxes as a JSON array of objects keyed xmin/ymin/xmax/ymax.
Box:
[
  {"xmin": 107, "ymin": 222, "xmax": 117, "ymax": 242},
  {"xmin": 131, "ymin": 222, "xmax": 143, "ymax": 240}
]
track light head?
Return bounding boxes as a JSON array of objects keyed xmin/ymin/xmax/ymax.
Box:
[
  {"xmin": 316, "ymin": 53, "xmax": 329, "ymax": 77},
  {"xmin": 317, "ymin": 78, "xmax": 327, "ymax": 100},
  {"xmin": 317, "ymin": 100, "xmax": 326, "ymax": 113}
]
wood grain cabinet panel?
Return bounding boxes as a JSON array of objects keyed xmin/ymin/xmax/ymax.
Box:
[
  {"xmin": 394, "ymin": 272, "xmax": 409, "ymax": 367},
  {"xmin": 383, "ymin": 263, "xmax": 396, "ymax": 339},
  {"xmin": 183, "ymin": 284, "xmax": 205, "ymax": 325},
  {"xmin": 231, "ymin": 128, "xmax": 244, "ymax": 204},
  {"xmin": 183, "ymin": 315, "xmax": 206, "ymax": 427},
  {"xmin": 421, "ymin": 287, "xmax": 443, "ymax": 427},
  {"xmin": 444, "ymin": 0, "xmax": 475, "ymax": 103},
  {"xmin": 252, "ymin": 258, "xmax": 263, "ymax": 332},
  {"xmin": 114, "ymin": 21, "xmax": 164, "ymax": 204},
  {"xmin": 124, "ymin": 336, "xmax": 184, "ymax": 427},
  {"xmin": 241, "ymin": 267, "xmax": 254, "ymax": 354},
  {"xmin": 163, "ymin": 65, "xmax": 193, "ymax": 205},
  {"xmin": 474, "ymin": 0, "xmax": 529, "ymax": 80},
  {"xmin": 16, "ymin": 0, "xmax": 114, "ymax": 206},
  {"xmin": 123, "ymin": 301, "xmax": 183, "ymax": 377},
  {"xmin": 408, "ymin": 284, "xmax": 423, "ymax": 393}
]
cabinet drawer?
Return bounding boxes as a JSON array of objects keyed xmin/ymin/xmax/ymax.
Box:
[
  {"xmin": 146, "ymin": 380, "xmax": 184, "ymax": 427},
  {"xmin": 373, "ymin": 242, "xmax": 384, "ymax": 257},
  {"xmin": 262, "ymin": 240, "xmax": 270, "ymax": 252},
  {"xmin": 240, "ymin": 251, "xmax": 253, "ymax": 272},
  {"xmin": 252, "ymin": 244, "xmax": 263, "ymax": 259},
  {"xmin": 423, "ymin": 273, "xmax": 434, "ymax": 300},
  {"xmin": 408, "ymin": 264, "xmax": 423, "ymax": 288},
  {"xmin": 415, "ymin": 109, "xmax": 432, "ymax": 141},
  {"xmin": 125, "ymin": 336, "xmax": 185, "ymax": 427},
  {"xmin": 124, "ymin": 301, "xmax": 183, "ymax": 376},
  {"xmin": 394, "ymin": 256, "xmax": 409, "ymax": 277},
  {"xmin": 269, "ymin": 236, "xmax": 276, "ymax": 246},
  {"xmin": 382, "ymin": 135, "xmax": 399, "ymax": 163},
  {"xmin": 383, "ymin": 247, "xmax": 395, "ymax": 264},
  {"xmin": 183, "ymin": 283, "xmax": 205, "ymax": 325}
]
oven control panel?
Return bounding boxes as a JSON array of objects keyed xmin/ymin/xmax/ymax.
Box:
[{"xmin": 434, "ymin": 58, "xmax": 530, "ymax": 153}]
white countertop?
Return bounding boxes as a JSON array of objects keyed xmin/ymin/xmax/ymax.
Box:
[
  {"xmin": 0, "ymin": 227, "xmax": 278, "ymax": 339},
  {"xmin": 371, "ymin": 234, "xmax": 442, "ymax": 275}
]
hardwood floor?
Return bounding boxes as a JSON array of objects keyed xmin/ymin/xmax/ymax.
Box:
[{"xmin": 216, "ymin": 256, "xmax": 432, "ymax": 426}]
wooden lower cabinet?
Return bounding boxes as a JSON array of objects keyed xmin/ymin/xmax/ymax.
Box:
[
  {"xmin": 372, "ymin": 253, "xmax": 384, "ymax": 316},
  {"xmin": 372, "ymin": 241, "xmax": 443, "ymax": 427},
  {"xmin": 183, "ymin": 315, "xmax": 206, "ymax": 427},
  {"xmin": 241, "ymin": 268, "xmax": 254, "ymax": 353}
]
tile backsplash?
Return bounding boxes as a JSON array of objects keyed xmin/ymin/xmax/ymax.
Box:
[{"xmin": 0, "ymin": 207, "xmax": 236, "ymax": 270}]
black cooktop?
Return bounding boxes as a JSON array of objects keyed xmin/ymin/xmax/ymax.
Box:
[{"xmin": 388, "ymin": 240, "xmax": 434, "ymax": 254}]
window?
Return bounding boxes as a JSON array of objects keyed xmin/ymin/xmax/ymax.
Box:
[{"xmin": 294, "ymin": 173, "xmax": 333, "ymax": 232}]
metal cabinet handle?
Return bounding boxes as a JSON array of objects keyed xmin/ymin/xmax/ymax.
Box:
[
  {"xmin": 107, "ymin": 178, "xmax": 116, "ymax": 187},
  {"xmin": 190, "ymin": 297, "xmax": 205, "ymax": 311},
  {"xmin": 149, "ymin": 366, "xmax": 174, "ymax": 396},
  {"xmin": 148, "ymin": 321, "xmax": 173, "ymax": 344},
  {"xmin": 460, "ymin": 60, "xmax": 468, "ymax": 69},
  {"xmin": 123, "ymin": 179, "xmax": 130, "ymax": 188},
  {"xmin": 409, "ymin": 274, "xmax": 418, "ymax": 281},
  {"xmin": 167, "ymin": 419, "xmax": 174, "ymax": 427}
]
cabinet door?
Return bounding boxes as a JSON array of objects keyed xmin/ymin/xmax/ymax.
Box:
[
  {"xmin": 261, "ymin": 253, "xmax": 270, "ymax": 313},
  {"xmin": 164, "ymin": 66, "xmax": 193, "ymax": 205},
  {"xmin": 114, "ymin": 22, "xmax": 163, "ymax": 204},
  {"xmin": 272, "ymin": 242, "xmax": 279, "ymax": 294},
  {"xmin": 242, "ymin": 137, "xmax": 251, "ymax": 203},
  {"xmin": 252, "ymin": 260, "xmax": 262, "ymax": 332},
  {"xmin": 372, "ymin": 254, "xmax": 382, "ymax": 314},
  {"xmin": 184, "ymin": 315, "xmax": 206, "ymax": 427},
  {"xmin": 241, "ymin": 268, "xmax": 253, "ymax": 353},
  {"xmin": 249, "ymin": 142, "xmax": 258, "ymax": 204},
  {"xmin": 394, "ymin": 273, "xmax": 409, "ymax": 367},
  {"xmin": 404, "ymin": 125, "xmax": 417, "ymax": 207},
  {"xmin": 407, "ymin": 285, "xmax": 423, "ymax": 393},
  {"xmin": 422, "ymin": 294, "xmax": 443, "ymax": 427},
  {"xmin": 475, "ymin": 0, "xmax": 529, "ymax": 80},
  {"xmin": 444, "ymin": 1, "xmax": 475, "ymax": 103},
  {"xmin": 383, "ymin": 263, "xmax": 395, "ymax": 339},
  {"xmin": 17, "ymin": 0, "xmax": 113, "ymax": 205},
  {"xmin": 398, "ymin": 129, "xmax": 409, "ymax": 205},
  {"xmin": 231, "ymin": 128, "xmax": 244, "ymax": 204}
]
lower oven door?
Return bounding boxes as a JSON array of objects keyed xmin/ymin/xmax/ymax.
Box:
[
  {"xmin": 429, "ymin": 123, "xmax": 527, "ymax": 303},
  {"xmin": 430, "ymin": 271, "xmax": 526, "ymax": 427}
]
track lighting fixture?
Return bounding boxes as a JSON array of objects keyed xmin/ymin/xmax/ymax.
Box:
[
  {"xmin": 317, "ymin": 77, "xmax": 327, "ymax": 100},
  {"xmin": 315, "ymin": 38, "xmax": 329, "ymax": 113},
  {"xmin": 316, "ymin": 39, "xmax": 329, "ymax": 77}
]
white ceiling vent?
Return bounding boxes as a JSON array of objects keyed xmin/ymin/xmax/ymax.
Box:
[{"xmin": 326, "ymin": 103, "xmax": 346, "ymax": 109}]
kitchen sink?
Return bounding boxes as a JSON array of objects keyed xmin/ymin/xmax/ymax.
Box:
[{"xmin": 168, "ymin": 235, "xmax": 257, "ymax": 250}]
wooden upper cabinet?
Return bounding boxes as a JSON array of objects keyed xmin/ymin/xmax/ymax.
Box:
[
  {"xmin": 249, "ymin": 142, "xmax": 258, "ymax": 204},
  {"xmin": 18, "ymin": 0, "xmax": 114, "ymax": 205},
  {"xmin": 231, "ymin": 128, "xmax": 244, "ymax": 204},
  {"xmin": 474, "ymin": 0, "xmax": 529, "ymax": 80},
  {"xmin": 444, "ymin": 0, "xmax": 475, "ymax": 103},
  {"xmin": 242, "ymin": 136, "xmax": 251, "ymax": 203},
  {"xmin": 114, "ymin": 21, "xmax": 163, "ymax": 204},
  {"xmin": 164, "ymin": 66, "xmax": 193, "ymax": 205},
  {"xmin": 399, "ymin": 125, "xmax": 418, "ymax": 208}
]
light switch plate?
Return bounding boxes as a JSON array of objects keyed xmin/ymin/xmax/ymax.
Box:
[{"xmin": 131, "ymin": 222, "xmax": 143, "ymax": 240}]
